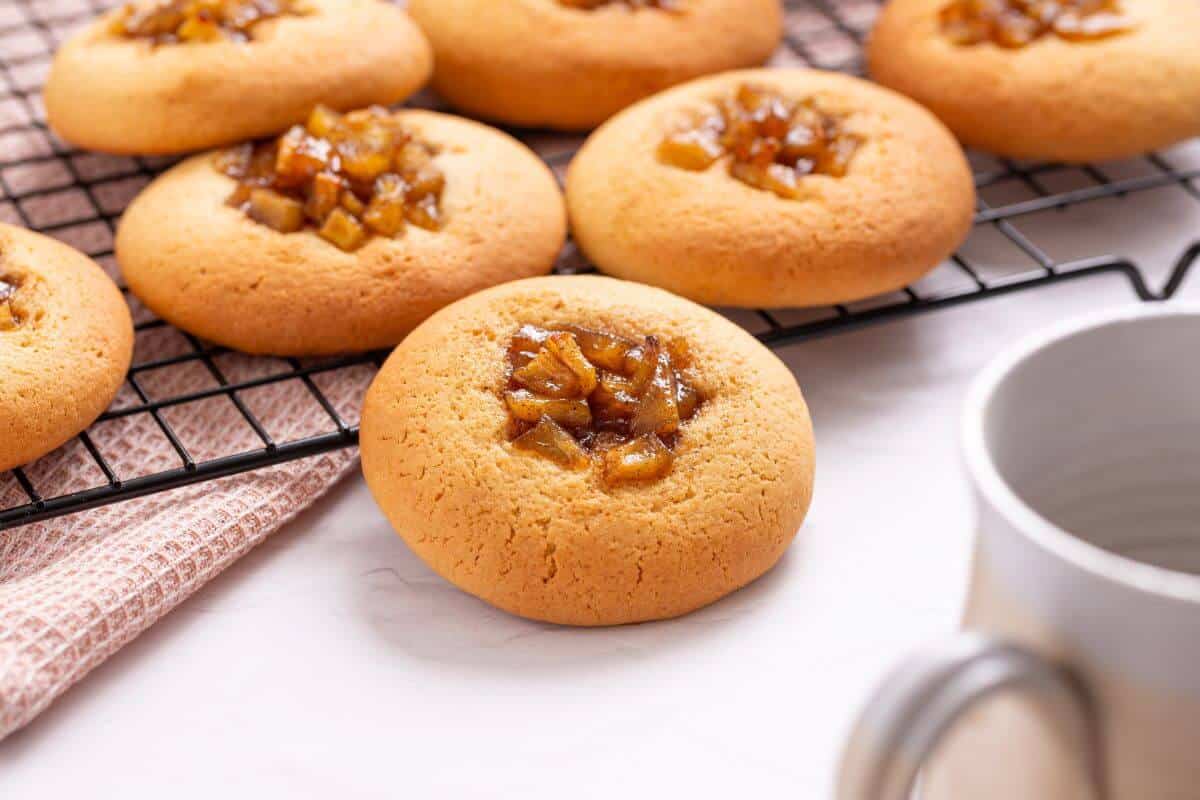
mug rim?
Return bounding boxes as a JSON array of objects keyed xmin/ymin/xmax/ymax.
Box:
[{"xmin": 962, "ymin": 302, "xmax": 1200, "ymax": 604}]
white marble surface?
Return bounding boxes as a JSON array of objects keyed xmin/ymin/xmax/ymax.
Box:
[{"xmin": 1, "ymin": 145, "xmax": 1198, "ymax": 798}]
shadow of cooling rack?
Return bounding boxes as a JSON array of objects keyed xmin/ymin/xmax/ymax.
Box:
[{"xmin": 0, "ymin": 0, "xmax": 1197, "ymax": 528}]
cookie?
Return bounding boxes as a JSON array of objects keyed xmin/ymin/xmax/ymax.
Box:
[
  {"xmin": 867, "ymin": 0, "xmax": 1200, "ymax": 162},
  {"xmin": 360, "ymin": 275, "xmax": 815, "ymax": 626},
  {"xmin": 116, "ymin": 107, "xmax": 567, "ymax": 356},
  {"xmin": 566, "ymin": 68, "xmax": 975, "ymax": 308},
  {"xmin": 0, "ymin": 225, "xmax": 133, "ymax": 473},
  {"xmin": 45, "ymin": 0, "xmax": 432, "ymax": 155},
  {"xmin": 407, "ymin": 0, "xmax": 783, "ymax": 131}
]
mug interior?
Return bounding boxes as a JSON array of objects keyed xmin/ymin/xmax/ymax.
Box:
[{"xmin": 982, "ymin": 309, "xmax": 1200, "ymax": 574}]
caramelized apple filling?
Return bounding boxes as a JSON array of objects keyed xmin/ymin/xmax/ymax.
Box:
[
  {"xmin": 504, "ymin": 324, "xmax": 704, "ymax": 486},
  {"xmin": 109, "ymin": 0, "xmax": 301, "ymax": 44},
  {"xmin": 216, "ymin": 105, "xmax": 445, "ymax": 251},
  {"xmin": 940, "ymin": 0, "xmax": 1135, "ymax": 46},
  {"xmin": 0, "ymin": 276, "xmax": 22, "ymax": 332},
  {"xmin": 658, "ymin": 85, "xmax": 861, "ymax": 199},
  {"xmin": 557, "ymin": 0, "xmax": 677, "ymax": 9}
]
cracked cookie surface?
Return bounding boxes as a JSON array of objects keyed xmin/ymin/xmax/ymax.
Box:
[{"xmin": 360, "ymin": 275, "xmax": 814, "ymax": 626}]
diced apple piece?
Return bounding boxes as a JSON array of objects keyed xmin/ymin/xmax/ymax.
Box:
[
  {"xmin": 395, "ymin": 141, "xmax": 433, "ymax": 173},
  {"xmin": 178, "ymin": 14, "xmax": 222, "ymax": 41},
  {"xmin": 337, "ymin": 123, "xmax": 394, "ymax": 182},
  {"xmin": 508, "ymin": 324, "xmax": 551, "ymax": 369},
  {"xmin": 246, "ymin": 188, "xmax": 304, "ymax": 232},
  {"xmin": 512, "ymin": 345, "xmax": 582, "ymax": 398},
  {"xmin": 406, "ymin": 166, "xmax": 445, "ymax": 201},
  {"xmin": 734, "ymin": 84, "xmax": 770, "ymax": 114},
  {"xmin": 543, "ymin": 332, "xmax": 598, "ymax": 395},
  {"xmin": 318, "ymin": 207, "xmax": 367, "ymax": 251},
  {"xmin": 730, "ymin": 161, "xmax": 802, "ymax": 199},
  {"xmin": 304, "ymin": 171, "xmax": 342, "ymax": 222},
  {"xmin": 657, "ymin": 129, "xmax": 723, "ymax": 171},
  {"xmin": 512, "ymin": 417, "xmax": 590, "ymax": 470},
  {"xmin": 401, "ymin": 194, "xmax": 439, "ymax": 230},
  {"xmin": 505, "ymin": 390, "xmax": 592, "ymax": 428},
  {"xmin": 816, "ymin": 134, "xmax": 859, "ymax": 178},
  {"xmin": 562, "ymin": 325, "xmax": 636, "ymax": 372},
  {"xmin": 590, "ymin": 371, "xmax": 640, "ymax": 425},
  {"xmin": 601, "ymin": 434, "xmax": 674, "ymax": 485},
  {"xmin": 363, "ymin": 180, "xmax": 407, "ymax": 237},
  {"xmin": 624, "ymin": 336, "xmax": 662, "ymax": 396},
  {"xmin": 630, "ymin": 350, "xmax": 680, "ymax": 437},
  {"xmin": 275, "ymin": 126, "xmax": 331, "ymax": 186},
  {"xmin": 306, "ymin": 105, "xmax": 343, "ymax": 139}
]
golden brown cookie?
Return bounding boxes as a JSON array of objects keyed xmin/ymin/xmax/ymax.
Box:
[
  {"xmin": 45, "ymin": 0, "xmax": 432, "ymax": 155},
  {"xmin": 360, "ymin": 275, "xmax": 815, "ymax": 626},
  {"xmin": 116, "ymin": 108, "xmax": 567, "ymax": 356},
  {"xmin": 566, "ymin": 68, "xmax": 975, "ymax": 308},
  {"xmin": 867, "ymin": 0, "xmax": 1200, "ymax": 162},
  {"xmin": 407, "ymin": 0, "xmax": 783, "ymax": 131},
  {"xmin": 0, "ymin": 224, "xmax": 133, "ymax": 473}
]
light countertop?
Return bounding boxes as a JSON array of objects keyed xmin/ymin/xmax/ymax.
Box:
[{"xmin": 2, "ymin": 144, "xmax": 1198, "ymax": 798}]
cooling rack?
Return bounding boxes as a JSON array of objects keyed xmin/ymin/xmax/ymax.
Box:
[{"xmin": 0, "ymin": 0, "xmax": 1197, "ymax": 529}]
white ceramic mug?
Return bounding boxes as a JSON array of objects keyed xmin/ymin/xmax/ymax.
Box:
[{"xmin": 838, "ymin": 305, "xmax": 1200, "ymax": 800}]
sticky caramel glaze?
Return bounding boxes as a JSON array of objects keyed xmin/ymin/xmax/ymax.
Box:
[
  {"xmin": 217, "ymin": 105, "xmax": 445, "ymax": 251},
  {"xmin": 940, "ymin": 0, "xmax": 1135, "ymax": 47},
  {"xmin": 109, "ymin": 0, "xmax": 302, "ymax": 44},
  {"xmin": 658, "ymin": 84, "xmax": 860, "ymax": 199},
  {"xmin": 503, "ymin": 324, "xmax": 703, "ymax": 485}
]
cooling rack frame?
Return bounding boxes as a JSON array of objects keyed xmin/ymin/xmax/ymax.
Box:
[{"xmin": 0, "ymin": 0, "xmax": 1197, "ymax": 528}]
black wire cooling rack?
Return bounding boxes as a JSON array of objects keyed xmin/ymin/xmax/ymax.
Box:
[{"xmin": 0, "ymin": 0, "xmax": 1198, "ymax": 529}]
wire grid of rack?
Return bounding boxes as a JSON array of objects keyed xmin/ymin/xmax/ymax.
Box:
[{"xmin": 0, "ymin": 0, "xmax": 1198, "ymax": 529}]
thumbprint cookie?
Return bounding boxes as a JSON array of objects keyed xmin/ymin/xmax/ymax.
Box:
[
  {"xmin": 116, "ymin": 106, "xmax": 567, "ymax": 355},
  {"xmin": 407, "ymin": 0, "xmax": 783, "ymax": 131},
  {"xmin": 566, "ymin": 68, "xmax": 975, "ymax": 308},
  {"xmin": 0, "ymin": 225, "xmax": 133, "ymax": 473},
  {"xmin": 360, "ymin": 275, "xmax": 815, "ymax": 626},
  {"xmin": 46, "ymin": 0, "xmax": 433, "ymax": 155},
  {"xmin": 868, "ymin": 0, "xmax": 1200, "ymax": 162}
]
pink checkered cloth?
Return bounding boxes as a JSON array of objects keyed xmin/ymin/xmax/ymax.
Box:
[
  {"xmin": 0, "ymin": 337, "xmax": 371, "ymax": 737},
  {"xmin": 0, "ymin": 0, "xmax": 379, "ymax": 738}
]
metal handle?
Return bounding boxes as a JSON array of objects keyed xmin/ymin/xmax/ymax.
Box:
[{"xmin": 837, "ymin": 633, "xmax": 1105, "ymax": 800}]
